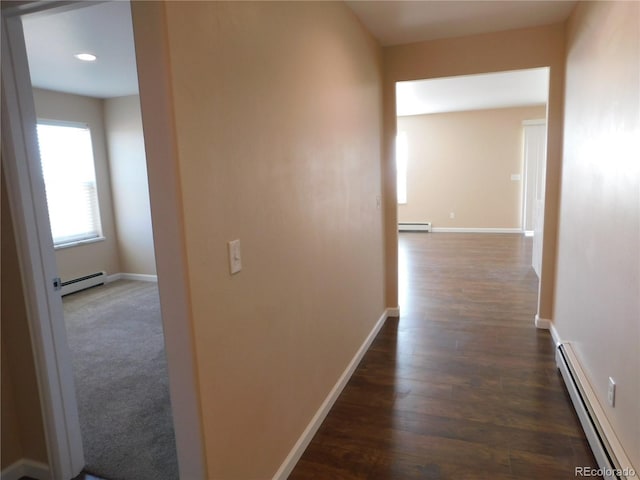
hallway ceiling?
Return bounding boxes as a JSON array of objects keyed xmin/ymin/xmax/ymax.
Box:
[
  {"xmin": 346, "ymin": 0, "xmax": 576, "ymax": 46},
  {"xmin": 20, "ymin": 1, "xmax": 574, "ymax": 100}
]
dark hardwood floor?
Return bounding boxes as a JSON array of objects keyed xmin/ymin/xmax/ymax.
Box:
[{"xmin": 289, "ymin": 233, "xmax": 599, "ymax": 479}]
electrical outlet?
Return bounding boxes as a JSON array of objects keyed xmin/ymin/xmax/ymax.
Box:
[
  {"xmin": 449, "ymin": 212, "xmax": 455, "ymax": 219},
  {"xmin": 607, "ymin": 377, "xmax": 616, "ymax": 407}
]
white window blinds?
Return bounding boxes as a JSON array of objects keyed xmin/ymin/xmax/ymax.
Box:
[{"xmin": 36, "ymin": 122, "xmax": 103, "ymax": 246}]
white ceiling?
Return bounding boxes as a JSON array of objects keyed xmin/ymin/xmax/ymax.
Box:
[
  {"xmin": 346, "ymin": 1, "xmax": 576, "ymax": 46},
  {"xmin": 22, "ymin": 1, "xmax": 139, "ymax": 99},
  {"xmin": 20, "ymin": 1, "xmax": 572, "ymax": 100},
  {"xmin": 396, "ymin": 68, "xmax": 549, "ymax": 117}
]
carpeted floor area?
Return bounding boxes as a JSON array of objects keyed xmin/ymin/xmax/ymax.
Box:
[{"xmin": 63, "ymin": 280, "xmax": 179, "ymax": 480}]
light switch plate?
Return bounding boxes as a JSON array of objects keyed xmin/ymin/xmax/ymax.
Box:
[
  {"xmin": 608, "ymin": 377, "xmax": 616, "ymax": 407},
  {"xmin": 228, "ymin": 239, "xmax": 242, "ymax": 275}
]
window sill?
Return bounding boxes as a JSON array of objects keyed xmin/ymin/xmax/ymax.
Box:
[{"xmin": 54, "ymin": 236, "xmax": 105, "ymax": 250}]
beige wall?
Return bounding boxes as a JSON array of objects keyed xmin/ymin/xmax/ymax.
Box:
[
  {"xmin": 1, "ymin": 169, "xmax": 49, "ymax": 468},
  {"xmin": 554, "ymin": 0, "xmax": 639, "ymax": 469},
  {"xmin": 104, "ymin": 95, "xmax": 156, "ymax": 276},
  {"xmin": 383, "ymin": 24, "xmax": 565, "ymax": 319},
  {"xmin": 132, "ymin": 1, "xmax": 384, "ymax": 477},
  {"xmin": 398, "ymin": 105, "xmax": 546, "ymax": 228},
  {"xmin": 32, "ymin": 88, "xmax": 121, "ymax": 281}
]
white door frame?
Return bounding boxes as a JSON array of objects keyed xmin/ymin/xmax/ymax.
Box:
[
  {"xmin": 522, "ymin": 119, "xmax": 548, "ymax": 277},
  {"xmin": 522, "ymin": 118, "xmax": 547, "ymax": 235},
  {"xmin": 2, "ymin": 8, "xmax": 84, "ymax": 478},
  {"xmin": 1, "ymin": 2, "xmax": 205, "ymax": 479}
]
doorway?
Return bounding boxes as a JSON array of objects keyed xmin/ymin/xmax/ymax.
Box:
[
  {"xmin": 1, "ymin": 2, "xmax": 204, "ymax": 479},
  {"xmin": 21, "ymin": 2, "xmax": 176, "ymax": 478},
  {"xmin": 394, "ymin": 68, "xmax": 550, "ymax": 311}
]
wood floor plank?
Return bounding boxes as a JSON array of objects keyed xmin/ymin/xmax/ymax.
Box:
[{"xmin": 289, "ymin": 233, "xmax": 600, "ymax": 479}]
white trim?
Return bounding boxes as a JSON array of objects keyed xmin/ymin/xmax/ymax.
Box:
[
  {"xmin": 36, "ymin": 118, "xmax": 90, "ymax": 129},
  {"xmin": 120, "ymin": 273, "xmax": 158, "ymax": 282},
  {"xmin": 386, "ymin": 306, "xmax": 400, "ymax": 317},
  {"xmin": 522, "ymin": 118, "xmax": 547, "ymax": 126},
  {"xmin": 398, "ymin": 222, "xmax": 432, "ymax": 232},
  {"xmin": 2, "ymin": 12, "xmax": 84, "ymax": 479},
  {"xmin": 534, "ymin": 314, "xmax": 552, "ymax": 330},
  {"xmin": 549, "ymin": 322, "xmax": 561, "ymax": 347},
  {"xmin": 108, "ymin": 273, "xmax": 159, "ymax": 283},
  {"xmin": 431, "ymin": 227, "xmax": 521, "ymax": 234},
  {"xmin": 534, "ymin": 315, "xmax": 560, "ymax": 346},
  {"xmin": 107, "ymin": 273, "xmax": 123, "ymax": 283},
  {"xmin": 524, "ymin": 230, "xmax": 534, "ymax": 237},
  {"xmin": 1, "ymin": 459, "xmax": 50, "ymax": 480},
  {"xmin": 53, "ymin": 236, "xmax": 105, "ymax": 250},
  {"xmin": 272, "ymin": 309, "xmax": 389, "ymax": 480}
]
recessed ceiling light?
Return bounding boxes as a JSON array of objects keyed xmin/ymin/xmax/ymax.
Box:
[{"xmin": 74, "ymin": 53, "xmax": 97, "ymax": 62}]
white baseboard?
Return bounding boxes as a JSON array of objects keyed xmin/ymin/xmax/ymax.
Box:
[
  {"xmin": 549, "ymin": 323, "xmax": 561, "ymax": 346},
  {"xmin": 398, "ymin": 222, "xmax": 432, "ymax": 232},
  {"xmin": 524, "ymin": 230, "xmax": 534, "ymax": 237},
  {"xmin": 534, "ymin": 315, "xmax": 561, "ymax": 346},
  {"xmin": 534, "ymin": 314, "xmax": 552, "ymax": 330},
  {"xmin": 431, "ymin": 227, "xmax": 521, "ymax": 234},
  {"xmin": 106, "ymin": 272, "xmax": 122, "ymax": 283},
  {"xmin": 107, "ymin": 273, "xmax": 158, "ymax": 283},
  {"xmin": 386, "ymin": 306, "xmax": 400, "ymax": 318},
  {"xmin": 1, "ymin": 459, "xmax": 50, "ymax": 480},
  {"xmin": 122, "ymin": 273, "xmax": 158, "ymax": 282},
  {"xmin": 272, "ymin": 309, "xmax": 390, "ymax": 480}
]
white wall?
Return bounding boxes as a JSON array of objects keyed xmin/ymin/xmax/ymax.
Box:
[{"xmin": 104, "ymin": 95, "xmax": 156, "ymax": 276}]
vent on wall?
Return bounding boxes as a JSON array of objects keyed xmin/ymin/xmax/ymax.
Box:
[
  {"xmin": 61, "ymin": 271, "xmax": 106, "ymax": 296},
  {"xmin": 398, "ymin": 222, "xmax": 432, "ymax": 232},
  {"xmin": 556, "ymin": 343, "xmax": 635, "ymax": 480}
]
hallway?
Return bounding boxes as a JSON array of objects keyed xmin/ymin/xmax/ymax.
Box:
[{"xmin": 290, "ymin": 233, "xmax": 599, "ymax": 479}]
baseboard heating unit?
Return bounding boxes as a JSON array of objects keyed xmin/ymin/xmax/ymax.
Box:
[
  {"xmin": 61, "ymin": 271, "xmax": 106, "ymax": 296},
  {"xmin": 398, "ymin": 222, "xmax": 432, "ymax": 232},
  {"xmin": 556, "ymin": 343, "xmax": 636, "ymax": 480}
]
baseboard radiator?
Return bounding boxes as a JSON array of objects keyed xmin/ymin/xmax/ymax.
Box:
[
  {"xmin": 399, "ymin": 222, "xmax": 432, "ymax": 232},
  {"xmin": 61, "ymin": 271, "xmax": 106, "ymax": 296},
  {"xmin": 556, "ymin": 343, "xmax": 636, "ymax": 480}
]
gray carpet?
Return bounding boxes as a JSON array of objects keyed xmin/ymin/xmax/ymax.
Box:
[{"xmin": 63, "ymin": 280, "xmax": 179, "ymax": 480}]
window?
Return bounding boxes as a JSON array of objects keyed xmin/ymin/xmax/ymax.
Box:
[
  {"xmin": 396, "ymin": 131, "xmax": 408, "ymax": 204},
  {"xmin": 36, "ymin": 122, "xmax": 103, "ymax": 247}
]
